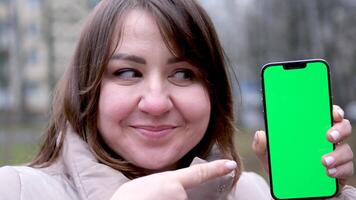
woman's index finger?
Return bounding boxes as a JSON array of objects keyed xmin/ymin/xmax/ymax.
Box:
[{"xmin": 169, "ymin": 160, "xmax": 237, "ymax": 189}]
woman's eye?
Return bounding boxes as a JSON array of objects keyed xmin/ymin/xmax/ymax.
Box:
[
  {"xmin": 113, "ymin": 68, "xmax": 142, "ymax": 79},
  {"xmin": 169, "ymin": 69, "xmax": 196, "ymax": 86},
  {"xmin": 172, "ymin": 69, "xmax": 195, "ymax": 80}
]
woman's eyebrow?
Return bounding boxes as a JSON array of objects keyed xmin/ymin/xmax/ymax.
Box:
[
  {"xmin": 111, "ymin": 53, "xmax": 184, "ymax": 65},
  {"xmin": 111, "ymin": 53, "xmax": 146, "ymax": 64},
  {"xmin": 167, "ymin": 57, "xmax": 184, "ymax": 64}
]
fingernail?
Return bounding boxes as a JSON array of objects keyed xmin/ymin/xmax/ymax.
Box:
[
  {"xmin": 254, "ymin": 131, "xmax": 260, "ymax": 145},
  {"xmin": 336, "ymin": 108, "xmax": 344, "ymax": 118},
  {"xmin": 225, "ymin": 161, "xmax": 237, "ymax": 170},
  {"xmin": 330, "ymin": 130, "xmax": 340, "ymax": 141},
  {"xmin": 324, "ymin": 156, "xmax": 335, "ymax": 166},
  {"xmin": 328, "ymin": 168, "xmax": 337, "ymax": 175}
]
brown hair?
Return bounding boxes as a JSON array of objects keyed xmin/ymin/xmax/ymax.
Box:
[{"xmin": 30, "ymin": 0, "xmax": 242, "ymax": 185}]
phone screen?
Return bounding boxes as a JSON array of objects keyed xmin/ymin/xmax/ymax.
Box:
[{"xmin": 261, "ymin": 59, "xmax": 337, "ymax": 199}]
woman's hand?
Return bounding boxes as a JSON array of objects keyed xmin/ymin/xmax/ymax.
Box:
[
  {"xmin": 110, "ymin": 160, "xmax": 237, "ymax": 200},
  {"xmin": 252, "ymin": 105, "xmax": 354, "ymax": 187},
  {"xmin": 322, "ymin": 105, "xmax": 353, "ymax": 186}
]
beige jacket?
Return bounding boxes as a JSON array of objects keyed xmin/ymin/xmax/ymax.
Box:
[{"xmin": 0, "ymin": 128, "xmax": 355, "ymax": 200}]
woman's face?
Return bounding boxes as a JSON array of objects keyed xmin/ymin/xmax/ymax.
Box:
[{"xmin": 97, "ymin": 9, "xmax": 211, "ymax": 172}]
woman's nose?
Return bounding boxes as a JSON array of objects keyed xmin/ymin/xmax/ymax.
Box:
[{"xmin": 138, "ymin": 83, "xmax": 173, "ymax": 116}]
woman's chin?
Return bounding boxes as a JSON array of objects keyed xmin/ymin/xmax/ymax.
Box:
[{"xmin": 135, "ymin": 159, "xmax": 178, "ymax": 174}]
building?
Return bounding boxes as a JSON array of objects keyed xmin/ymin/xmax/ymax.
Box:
[{"xmin": 0, "ymin": 0, "xmax": 99, "ymax": 122}]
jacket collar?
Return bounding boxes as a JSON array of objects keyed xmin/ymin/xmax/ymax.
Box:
[{"xmin": 59, "ymin": 127, "xmax": 234, "ymax": 200}]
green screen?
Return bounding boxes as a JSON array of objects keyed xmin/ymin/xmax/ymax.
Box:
[{"xmin": 262, "ymin": 61, "xmax": 337, "ymax": 199}]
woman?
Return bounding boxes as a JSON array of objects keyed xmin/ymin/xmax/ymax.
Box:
[{"xmin": 0, "ymin": 0, "xmax": 354, "ymax": 199}]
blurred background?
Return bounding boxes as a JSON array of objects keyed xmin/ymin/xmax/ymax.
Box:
[{"xmin": 0, "ymin": 0, "xmax": 355, "ymax": 185}]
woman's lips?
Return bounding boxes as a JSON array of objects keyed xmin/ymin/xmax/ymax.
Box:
[{"xmin": 131, "ymin": 125, "xmax": 177, "ymax": 139}]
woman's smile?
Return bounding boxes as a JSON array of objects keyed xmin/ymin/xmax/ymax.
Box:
[{"xmin": 130, "ymin": 124, "xmax": 178, "ymax": 140}]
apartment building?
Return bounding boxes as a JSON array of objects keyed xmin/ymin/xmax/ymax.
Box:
[{"xmin": 0, "ymin": 0, "xmax": 98, "ymax": 121}]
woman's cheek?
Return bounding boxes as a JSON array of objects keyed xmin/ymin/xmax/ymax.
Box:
[
  {"xmin": 174, "ymin": 85, "xmax": 211, "ymax": 122},
  {"xmin": 98, "ymin": 83, "xmax": 138, "ymax": 126}
]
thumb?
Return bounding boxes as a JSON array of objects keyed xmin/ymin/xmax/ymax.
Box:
[
  {"xmin": 252, "ymin": 130, "xmax": 268, "ymax": 171},
  {"xmin": 170, "ymin": 159, "xmax": 237, "ymax": 189}
]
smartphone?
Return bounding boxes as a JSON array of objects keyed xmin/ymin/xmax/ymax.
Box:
[{"xmin": 261, "ymin": 59, "xmax": 337, "ymax": 199}]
